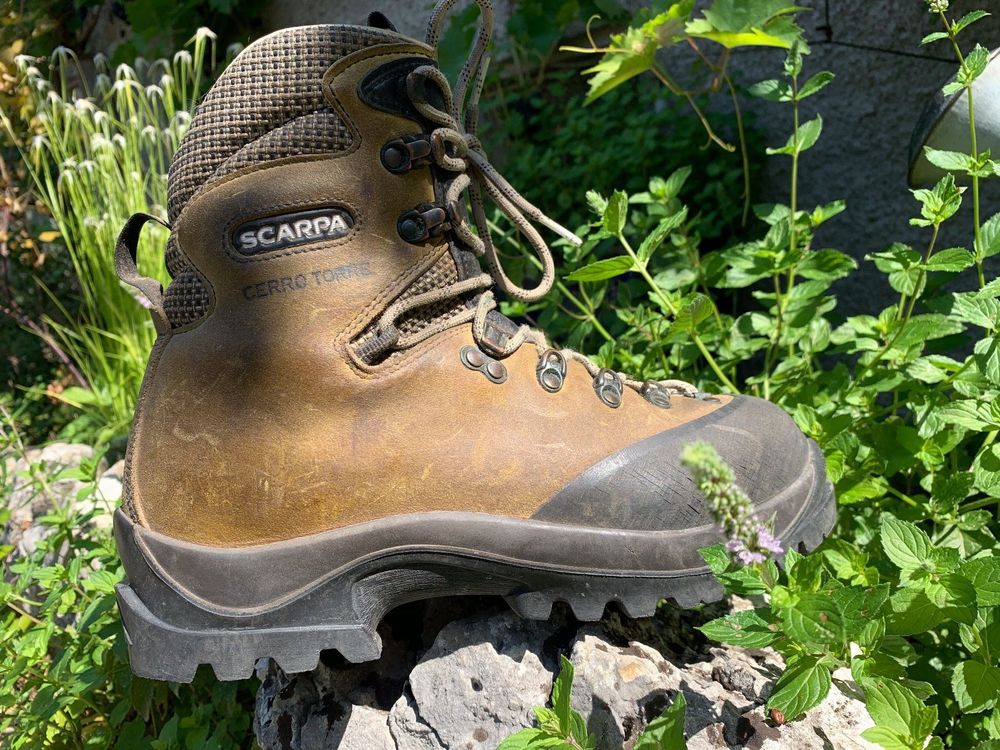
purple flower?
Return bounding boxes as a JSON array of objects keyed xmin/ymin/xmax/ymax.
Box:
[
  {"xmin": 726, "ymin": 538, "xmax": 766, "ymax": 566},
  {"xmin": 756, "ymin": 525, "xmax": 784, "ymax": 556}
]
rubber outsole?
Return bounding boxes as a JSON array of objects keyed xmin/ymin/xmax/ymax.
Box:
[{"xmin": 115, "ymin": 453, "xmax": 836, "ymax": 682}]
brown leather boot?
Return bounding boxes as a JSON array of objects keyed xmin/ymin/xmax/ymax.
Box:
[{"xmin": 112, "ymin": 1, "xmax": 834, "ymax": 682}]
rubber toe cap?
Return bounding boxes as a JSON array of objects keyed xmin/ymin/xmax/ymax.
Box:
[{"xmin": 533, "ymin": 395, "xmax": 812, "ymax": 531}]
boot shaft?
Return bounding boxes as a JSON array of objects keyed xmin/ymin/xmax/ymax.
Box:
[{"xmin": 161, "ymin": 23, "xmax": 462, "ymax": 341}]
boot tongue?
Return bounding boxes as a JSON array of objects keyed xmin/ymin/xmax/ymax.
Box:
[{"xmin": 366, "ymin": 11, "xmax": 398, "ymax": 31}]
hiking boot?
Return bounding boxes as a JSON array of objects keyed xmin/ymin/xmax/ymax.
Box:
[{"xmin": 112, "ymin": 1, "xmax": 835, "ymax": 682}]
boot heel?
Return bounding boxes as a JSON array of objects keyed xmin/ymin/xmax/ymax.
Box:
[{"xmin": 114, "ymin": 580, "xmax": 382, "ymax": 682}]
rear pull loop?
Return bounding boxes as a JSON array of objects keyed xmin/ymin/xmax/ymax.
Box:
[{"xmin": 115, "ymin": 213, "xmax": 170, "ymax": 335}]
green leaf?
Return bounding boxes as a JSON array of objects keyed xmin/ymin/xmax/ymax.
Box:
[
  {"xmin": 633, "ymin": 692, "xmax": 686, "ymax": 750},
  {"xmin": 960, "ymin": 557, "xmax": 1000, "ymax": 606},
  {"xmin": 911, "ymin": 174, "xmax": 963, "ymax": 228},
  {"xmin": 699, "ymin": 609, "xmax": 778, "ymax": 648},
  {"xmin": 767, "ymin": 115, "xmax": 822, "ymax": 155},
  {"xmin": 864, "ymin": 679, "xmax": 935, "ymax": 740},
  {"xmin": 766, "ymin": 656, "xmax": 832, "ymax": 720},
  {"xmin": 798, "ymin": 249, "xmax": 856, "ymax": 280},
  {"xmin": 962, "ymin": 45, "xmax": 990, "ymax": 85},
  {"xmin": 954, "ymin": 10, "xmax": 990, "ymax": 34},
  {"xmin": 565, "ymin": 256, "xmax": 635, "ymax": 282},
  {"xmin": 497, "ymin": 728, "xmax": 551, "ymax": 750},
  {"xmin": 551, "ymin": 655, "xmax": 575, "ymax": 736},
  {"xmin": 952, "ymin": 661, "xmax": 1000, "ymax": 713},
  {"xmin": 670, "ymin": 293, "xmax": 715, "ymax": 332},
  {"xmin": 924, "ymin": 573, "xmax": 978, "ymax": 624},
  {"xmin": 581, "ymin": 4, "xmax": 693, "ymax": 104},
  {"xmin": 699, "ymin": 544, "xmax": 730, "ymax": 576},
  {"xmin": 924, "ymin": 147, "xmax": 977, "ymax": 173},
  {"xmin": 977, "ymin": 212, "xmax": 1000, "ymax": 259},
  {"xmin": 860, "ymin": 726, "xmax": 910, "ymax": 750},
  {"xmin": 887, "ymin": 589, "xmax": 946, "ymax": 635},
  {"xmin": 880, "ymin": 516, "xmax": 932, "ymax": 573},
  {"xmin": 585, "ymin": 190, "xmax": 608, "ymax": 217},
  {"xmin": 925, "ymin": 247, "xmax": 974, "ymax": 272},
  {"xmin": 603, "ymin": 190, "xmax": 629, "ymax": 236},
  {"xmin": 975, "ymin": 337, "xmax": 1000, "ymax": 385},
  {"xmin": 798, "ymin": 71, "xmax": 834, "ymax": 99},
  {"xmin": 935, "ymin": 400, "xmax": 1000, "ymax": 432},
  {"xmin": 921, "ymin": 31, "xmax": 950, "ymax": 45},
  {"xmin": 973, "ymin": 444, "xmax": 1000, "ymax": 496},
  {"xmin": 687, "ymin": 0, "xmax": 803, "ymax": 49},
  {"xmin": 782, "ymin": 593, "xmax": 845, "ymax": 647},
  {"xmin": 638, "ymin": 207, "xmax": 689, "ymax": 264},
  {"xmin": 747, "ymin": 78, "xmax": 791, "ymax": 101}
]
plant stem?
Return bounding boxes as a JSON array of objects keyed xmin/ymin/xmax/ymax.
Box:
[
  {"xmin": 849, "ymin": 224, "xmax": 940, "ymax": 392},
  {"xmin": 941, "ymin": 11, "xmax": 985, "ymax": 288},
  {"xmin": 651, "ymin": 63, "xmax": 735, "ymax": 153},
  {"xmin": 721, "ymin": 68, "xmax": 752, "ymax": 226},
  {"xmin": 618, "ymin": 232, "xmax": 739, "ymax": 392}
]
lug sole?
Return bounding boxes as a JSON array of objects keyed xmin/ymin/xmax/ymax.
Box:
[{"xmin": 115, "ymin": 451, "xmax": 836, "ymax": 682}]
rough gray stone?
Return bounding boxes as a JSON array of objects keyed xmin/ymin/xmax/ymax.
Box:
[
  {"xmin": 2, "ymin": 442, "xmax": 98, "ymax": 550},
  {"xmin": 255, "ymin": 601, "xmax": 877, "ymax": 750},
  {"xmin": 388, "ymin": 612, "xmax": 558, "ymax": 750}
]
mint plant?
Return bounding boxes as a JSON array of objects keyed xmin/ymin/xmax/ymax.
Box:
[{"xmin": 497, "ymin": 655, "xmax": 687, "ymax": 750}]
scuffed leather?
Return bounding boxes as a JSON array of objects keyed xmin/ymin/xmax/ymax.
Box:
[{"xmin": 127, "ymin": 43, "xmax": 730, "ymax": 546}]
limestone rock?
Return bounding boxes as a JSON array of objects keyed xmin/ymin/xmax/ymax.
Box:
[
  {"xmin": 255, "ymin": 601, "xmax": 878, "ymax": 750},
  {"xmin": 388, "ymin": 612, "xmax": 558, "ymax": 750}
]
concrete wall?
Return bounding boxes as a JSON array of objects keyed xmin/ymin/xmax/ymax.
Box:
[{"xmin": 265, "ymin": 0, "xmax": 1000, "ymax": 313}]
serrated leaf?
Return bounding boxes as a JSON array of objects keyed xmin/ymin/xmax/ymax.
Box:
[
  {"xmin": 699, "ymin": 609, "xmax": 778, "ymax": 648},
  {"xmin": 699, "ymin": 544, "xmax": 731, "ymax": 576},
  {"xmin": 747, "ymin": 78, "xmax": 791, "ymax": 101},
  {"xmin": 864, "ymin": 679, "xmax": 933, "ymax": 739},
  {"xmin": 782, "ymin": 593, "xmax": 845, "ymax": 647},
  {"xmin": 603, "ymin": 190, "xmax": 629, "ymax": 236},
  {"xmin": 924, "ymin": 147, "xmax": 976, "ymax": 173},
  {"xmin": 977, "ymin": 212, "xmax": 1000, "ymax": 260},
  {"xmin": 798, "ymin": 70, "xmax": 834, "ymax": 99},
  {"xmin": 768, "ymin": 115, "xmax": 822, "ymax": 155},
  {"xmin": 565, "ymin": 256, "xmax": 635, "ymax": 282},
  {"xmin": 880, "ymin": 516, "xmax": 932, "ymax": 572},
  {"xmin": 888, "ymin": 589, "xmax": 946, "ymax": 635},
  {"xmin": 638, "ymin": 208, "xmax": 688, "ymax": 264},
  {"xmin": 767, "ymin": 656, "xmax": 832, "ymax": 720},
  {"xmin": 975, "ymin": 337, "xmax": 1000, "ymax": 385},
  {"xmin": 954, "ymin": 10, "xmax": 990, "ymax": 34},
  {"xmin": 936, "ymin": 401, "xmax": 1000, "ymax": 431},
  {"xmin": 861, "ymin": 726, "xmax": 911, "ymax": 750},
  {"xmin": 925, "ymin": 247, "xmax": 974, "ymax": 272},
  {"xmin": 798, "ymin": 249, "xmax": 856, "ymax": 280},
  {"xmin": 963, "ymin": 45, "xmax": 990, "ymax": 85},
  {"xmin": 952, "ymin": 661, "xmax": 1000, "ymax": 713},
  {"xmin": 633, "ymin": 692, "xmax": 686, "ymax": 750},
  {"xmin": 960, "ymin": 557, "xmax": 1000, "ymax": 606}
]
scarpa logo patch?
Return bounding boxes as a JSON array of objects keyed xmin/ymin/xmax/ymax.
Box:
[{"xmin": 233, "ymin": 207, "xmax": 354, "ymax": 255}]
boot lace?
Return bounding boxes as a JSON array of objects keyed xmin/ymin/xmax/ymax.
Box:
[{"xmin": 360, "ymin": 0, "xmax": 702, "ymax": 407}]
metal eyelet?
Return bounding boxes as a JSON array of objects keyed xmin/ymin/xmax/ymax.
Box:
[
  {"xmin": 398, "ymin": 204, "xmax": 449, "ymax": 244},
  {"xmin": 536, "ymin": 349, "xmax": 567, "ymax": 393},
  {"xmin": 460, "ymin": 345, "xmax": 507, "ymax": 384},
  {"xmin": 593, "ymin": 368, "xmax": 623, "ymax": 409},
  {"xmin": 640, "ymin": 381, "xmax": 672, "ymax": 409}
]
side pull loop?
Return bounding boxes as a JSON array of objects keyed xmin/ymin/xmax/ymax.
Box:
[{"xmin": 115, "ymin": 213, "xmax": 170, "ymax": 335}]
